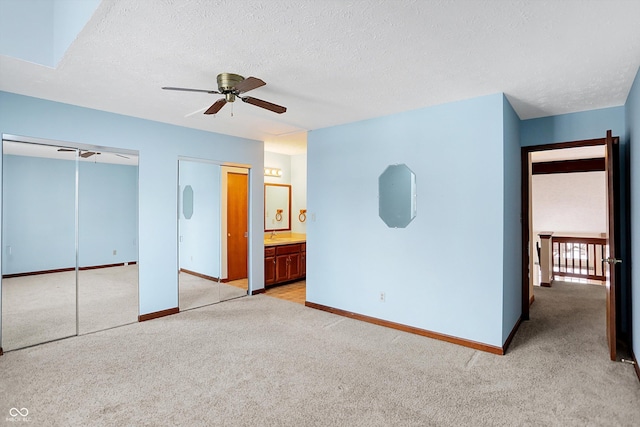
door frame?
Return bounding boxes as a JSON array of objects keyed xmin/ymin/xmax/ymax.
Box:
[{"xmin": 520, "ymin": 134, "xmax": 619, "ymax": 358}]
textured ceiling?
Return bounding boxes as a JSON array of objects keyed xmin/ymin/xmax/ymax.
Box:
[{"xmin": 1, "ymin": 0, "xmax": 640, "ymax": 153}]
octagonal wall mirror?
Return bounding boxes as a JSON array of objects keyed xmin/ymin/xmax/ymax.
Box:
[
  {"xmin": 265, "ymin": 183, "xmax": 291, "ymax": 231},
  {"xmin": 379, "ymin": 164, "xmax": 417, "ymax": 228},
  {"xmin": 183, "ymin": 185, "xmax": 194, "ymax": 220}
]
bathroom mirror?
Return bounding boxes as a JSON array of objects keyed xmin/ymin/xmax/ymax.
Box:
[
  {"xmin": 379, "ymin": 164, "xmax": 417, "ymax": 228},
  {"xmin": 265, "ymin": 183, "xmax": 291, "ymax": 231}
]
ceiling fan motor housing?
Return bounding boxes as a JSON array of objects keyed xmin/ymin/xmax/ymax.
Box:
[
  {"xmin": 162, "ymin": 73, "xmax": 285, "ymax": 114},
  {"xmin": 217, "ymin": 73, "xmax": 244, "ymax": 102}
]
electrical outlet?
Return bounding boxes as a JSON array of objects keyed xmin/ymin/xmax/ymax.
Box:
[
  {"xmin": 379, "ymin": 292, "xmax": 385, "ymax": 302},
  {"xmin": 113, "ymin": 249, "xmax": 117, "ymax": 255}
]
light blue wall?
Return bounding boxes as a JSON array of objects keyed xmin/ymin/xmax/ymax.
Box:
[
  {"xmin": 178, "ymin": 160, "xmax": 221, "ymax": 279},
  {"xmin": 2, "ymin": 156, "xmax": 138, "ymax": 274},
  {"xmin": 53, "ymin": 0, "xmax": 100, "ymax": 66},
  {"xmin": 626, "ymin": 66, "xmax": 640, "ymax": 360},
  {"xmin": 264, "ymin": 151, "xmax": 292, "ymax": 184},
  {"xmin": 307, "ymin": 93, "xmax": 509, "ymax": 347},
  {"xmin": 0, "ymin": 91, "xmax": 264, "ymax": 317},
  {"xmin": 521, "ymin": 106, "xmax": 626, "ymax": 147},
  {"xmin": 78, "ymin": 161, "xmax": 138, "ymax": 267},
  {"xmin": 2, "ymin": 155, "xmax": 76, "ymax": 273},
  {"xmin": 502, "ymin": 96, "xmax": 522, "ymax": 342},
  {"xmin": 0, "ymin": 0, "xmax": 100, "ymax": 67},
  {"xmin": 291, "ymin": 153, "xmax": 307, "ymax": 235}
]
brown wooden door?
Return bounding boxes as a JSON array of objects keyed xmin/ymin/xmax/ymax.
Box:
[
  {"xmin": 227, "ymin": 172, "xmax": 248, "ymax": 281},
  {"xmin": 605, "ymin": 130, "xmax": 621, "ymax": 361}
]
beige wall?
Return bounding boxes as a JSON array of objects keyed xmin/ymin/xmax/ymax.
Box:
[
  {"xmin": 530, "ymin": 171, "xmax": 607, "ymax": 286},
  {"xmin": 532, "ymin": 171, "xmax": 607, "ymax": 237}
]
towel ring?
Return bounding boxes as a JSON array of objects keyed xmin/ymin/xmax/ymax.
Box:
[{"xmin": 299, "ymin": 209, "xmax": 307, "ymax": 223}]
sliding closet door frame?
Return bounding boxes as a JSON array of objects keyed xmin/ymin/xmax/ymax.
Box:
[
  {"xmin": 177, "ymin": 156, "xmax": 252, "ymax": 308},
  {"xmin": 1, "ymin": 134, "xmax": 139, "ymax": 351},
  {"xmin": 1, "ymin": 135, "xmax": 79, "ymax": 350},
  {"xmin": 177, "ymin": 157, "xmax": 223, "ymax": 309},
  {"xmin": 76, "ymin": 148, "xmax": 139, "ymax": 334},
  {"xmin": 74, "ymin": 148, "xmax": 80, "ymax": 337}
]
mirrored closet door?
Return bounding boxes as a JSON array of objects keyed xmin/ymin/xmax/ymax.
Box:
[
  {"xmin": 178, "ymin": 160, "xmax": 248, "ymax": 311},
  {"xmin": 178, "ymin": 159, "xmax": 222, "ymax": 310},
  {"xmin": 1, "ymin": 137, "xmax": 139, "ymax": 352},
  {"xmin": 77, "ymin": 151, "xmax": 139, "ymax": 334},
  {"xmin": 2, "ymin": 140, "xmax": 78, "ymax": 350}
]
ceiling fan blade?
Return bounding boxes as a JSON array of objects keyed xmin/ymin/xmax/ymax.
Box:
[
  {"xmin": 80, "ymin": 151, "xmax": 98, "ymax": 158},
  {"xmin": 241, "ymin": 96, "xmax": 287, "ymax": 114},
  {"xmin": 162, "ymin": 86, "xmax": 220, "ymax": 94},
  {"xmin": 234, "ymin": 77, "xmax": 266, "ymax": 93},
  {"xmin": 57, "ymin": 148, "xmax": 75, "ymax": 152},
  {"xmin": 115, "ymin": 154, "xmax": 130, "ymax": 159},
  {"xmin": 204, "ymin": 98, "xmax": 227, "ymax": 115}
]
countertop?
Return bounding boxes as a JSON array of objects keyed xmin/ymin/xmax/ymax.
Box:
[{"xmin": 264, "ymin": 233, "xmax": 306, "ymax": 247}]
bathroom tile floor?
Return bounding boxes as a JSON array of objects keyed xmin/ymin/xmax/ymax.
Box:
[{"xmin": 264, "ymin": 280, "xmax": 306, "ymax": 305}]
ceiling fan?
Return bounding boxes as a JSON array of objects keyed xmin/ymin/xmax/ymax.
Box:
[
  {"xmin": 162, "ymin": 73, "xmax": 287, "ymax": 115},
  {"xmin": 57, "ymin": 149, "xmax": 130, "ymax": 159},
  {"xmin": 58, "ymin": 148, "xmax": 101, "ymax": 158}
]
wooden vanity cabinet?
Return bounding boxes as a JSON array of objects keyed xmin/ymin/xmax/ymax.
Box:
[
  {"xmin": 265, "ymin": 242, "xmax": 306, "ymax": 287},
  {"xmin": 265, "ymin": 247, "xmax": 276, "ymax": 286}
]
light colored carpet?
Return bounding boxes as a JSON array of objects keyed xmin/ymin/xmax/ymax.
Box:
[
  {"xmin": 2, "ymin": 266, "xmax": 247, "ymax": 351},
  {"xmin": 179, "ymin": 272, "xmax": 247, "ymax": 311},
  {"xmin": 1, "ymin": 265, "xmax": 138, "ymax": 351},
  {"xmin": 1, "ymin": 281, "xmax": 638, "ymax": 426}
]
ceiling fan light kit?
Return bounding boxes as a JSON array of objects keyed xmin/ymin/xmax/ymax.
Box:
[{"xmin": 162, "ymin": 73, "xmax": 287, "ymax": 116}]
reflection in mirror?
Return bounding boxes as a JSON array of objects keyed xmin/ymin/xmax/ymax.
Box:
[
  {"xmin": 178, "ymin": 161, "xmax": 248, "ymax": 311},
  {"xmin": 77, "ymin": 150, "xmax": 139, "ymax": 335},
  {"xmin": 379, "ymin": 164, "xmax": 417, "ymax": 228},
  {"xmin": 1, "ymin": 139, "xmax": 140, "ymax": 350},
  {"xmin": 223, "ymin": 168, "xmax": 250, "ymax": 300},
  {"xmin": 265, "ymin": 183, "xmax": 291, "ymax": 231},
  {"xmin": 178, "ymin": 160, "xmax": 221, "ymax": 310},
  {"xmin": 183, "ymin": 185, "xmax": 194, "ymax": 219},
  {"xmin": 1, "ymin": 140, "xmax": 77, "ymax": 350}
]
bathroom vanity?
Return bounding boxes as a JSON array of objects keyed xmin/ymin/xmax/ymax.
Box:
[
  {"xmin": 264, "ymin": 234, "xmax": 306, "ymax": 287},
  {"xmin": 264, "ymin": 182, "xmax": 306, "ymax": 286}
]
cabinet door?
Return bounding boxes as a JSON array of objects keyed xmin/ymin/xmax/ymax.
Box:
[
  {"xmin": 265, "ymin": 255, "xmax": 276, "ymax": 286},
  {"xmin": 288, "ymin": 252, "xmax": 301, "ymax": 279},
  {"xmin": 275, "ymin": 255, "xmax": 290, "ymax": 282},
  {"xmin": 300, "ymin": 251, "xmax": 306, "ymax": 278}
]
